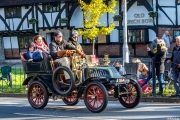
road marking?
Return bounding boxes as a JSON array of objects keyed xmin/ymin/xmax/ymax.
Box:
[{"xmin": 14, "ymin": 113, "xmax": 69, "ymax": 118}]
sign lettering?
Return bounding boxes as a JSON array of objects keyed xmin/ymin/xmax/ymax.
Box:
[{"xmin": 128, "ymin": 13, "xmax": 153, "ymax": 24}]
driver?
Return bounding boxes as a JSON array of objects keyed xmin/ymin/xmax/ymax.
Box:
[{"xmin": 49, "ymin": 30, "xmax": 85, "ymax": 82}]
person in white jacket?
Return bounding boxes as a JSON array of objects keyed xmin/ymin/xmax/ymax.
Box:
[{"xmin": 162, "ymin": 31, "xmax": 172, "ymax": 53}]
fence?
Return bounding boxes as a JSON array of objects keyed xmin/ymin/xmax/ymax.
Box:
[
  {"xmin": 0, "ymin": 60, "xmax": 175, "ymax": 95},
  {"xmin": 123, "ymin": 59, "xmax": 175, "ymax": 96},
  {"xmin": 0, "ymin": 63, "xmax": 27, "ymax": 94}
]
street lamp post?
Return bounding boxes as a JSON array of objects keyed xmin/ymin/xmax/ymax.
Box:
[{"xmin": 123, "ymin": 0, "xmax": 129, "ymax": 69}]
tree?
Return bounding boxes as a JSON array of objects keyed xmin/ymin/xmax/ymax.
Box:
[{"xmin": 78, "ymin": 0, "xmax": 117, "ymax": 55}]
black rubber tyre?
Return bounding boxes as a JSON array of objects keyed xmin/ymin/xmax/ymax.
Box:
[
  {"xmin": 62, "ymin": 96, "xmax": 80, "ymax": 106},
  {"xmin": 84, "ymin": 82, "xmax": 108, "ymax": 113},
  {"xmin": 118, "ymin": 79, "xmax": 141, "ymax": 108},
  {"xmin": 52, "ymin": 66, "xmax": 75, "ymax": 96},
  {"xmin": 28, "ymin": 81, "xmax": 49, "ymax": 109}
]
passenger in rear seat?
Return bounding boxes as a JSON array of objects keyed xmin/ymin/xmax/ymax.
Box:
[
  {"xmin": 33, "ymin": 35, "xmax": 49, "ymax": 55},
  {"xmin": 25, "ymin": 43, "xmax": 43, "ymax": 62}
]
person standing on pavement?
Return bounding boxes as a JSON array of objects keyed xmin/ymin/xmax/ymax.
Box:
[
  {"xmin": 167, "ymin": 36, "xmax": 180, "ymax": 97},
  {"xmin": 162, "ymin": 31, "xmax": 172, "ymax": 53},
  {"xmin": 142, "ymin": 39, "xmax": 167, "ymax": 95},
  {"xmin": 150, "ymin": 37, "xmax": 158, "ymax": 51}
]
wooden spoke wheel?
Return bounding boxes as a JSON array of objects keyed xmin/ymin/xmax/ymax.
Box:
[
  {"xmin": 28, "ymin": 81, "xmax": 49, "ymax": 109},
  {"xmin": 118, "ymin": 79, "xmax": 141, "ymax": 108},
  {"xmin": 84, "ymin": 82, "xmax": 108, "ymax": 113}
]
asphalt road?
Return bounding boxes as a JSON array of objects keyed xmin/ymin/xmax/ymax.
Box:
[{"xmin": 0, "ymin": 97, "xmax": 180, "ymax": 120}]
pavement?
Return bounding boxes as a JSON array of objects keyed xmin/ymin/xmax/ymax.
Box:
[{"xmin": 0, "ymin": 93, "xmax": 180, "ymax": 103}]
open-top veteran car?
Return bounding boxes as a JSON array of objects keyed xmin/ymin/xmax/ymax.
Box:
[{"xmin": 21, "ymin": 51, "xmax": 141, "ymax": 113}]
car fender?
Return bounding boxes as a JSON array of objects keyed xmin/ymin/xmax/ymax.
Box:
[{"xmin": 23, "ymin": 75, "xmax": 58, "ymax": 95}]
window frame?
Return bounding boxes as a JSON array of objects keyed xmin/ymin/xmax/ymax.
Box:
[
  {"xmin": 18, "ymin": 35, "xmax": 34, "ymax": 49},
  {"xmin": 177, "ymin": 0, "xmax": 180, "ymax": 4},
  {"xmin": 173, "ymin": 30, "xmax": 180, "ymax": 42},
  {"xmin": 119, "ymin": 29, "xmax": 148, "ymax": 43},
  {"xmin": 4, "ymin": 7, "xmax": 21, "ymax": 18},
  {"xmin": 43, "ymin": 2, "xmax": 60, "ymax": 13}
]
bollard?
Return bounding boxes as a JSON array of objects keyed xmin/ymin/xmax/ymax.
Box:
[{"xmin": 152, "ymin": 57, "xmax": 156, "ymax": 96}]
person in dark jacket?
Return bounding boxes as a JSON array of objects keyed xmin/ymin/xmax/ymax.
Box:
[
  {"xmin": 49, "ymin": 30, "xmax": 85, "ymax": 81},
  {"xmin": 150, "ymin": 37, "xmax": 158, "ymax": 51},
  {"xmin": 167, "ymin": 36, "xmax": 180, "ymax": 97},
  {"xmin": 141, "ymin": 39, "xmax": 167, "ymax": 95}
]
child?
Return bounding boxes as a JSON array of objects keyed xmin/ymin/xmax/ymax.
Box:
[
  {"xmin": 25, "ymin": 43, "xmax": 43, "ymax": 62},
  {"xmin": 132, "ymin": 58, "xmax": 149, "ymax": 79}
]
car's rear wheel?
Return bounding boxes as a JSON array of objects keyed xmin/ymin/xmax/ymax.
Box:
[
  {"xmin": 62, "ymin": 89, "xmax": 80, "ymax": 105},
  {"xmin": 28, "ymin": 81, "xmax": 49, "ymax": 109},
  {"xmin": 118, "ymin": 79, "xmax": 141, "ymax": 108}
]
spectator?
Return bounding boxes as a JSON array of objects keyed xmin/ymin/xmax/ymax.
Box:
[
  {"xmin": 113, "ymin": 61, "xmax": 124, "ymax": 83},
  {"xmin": 49, "ymin": 30, "xmax": 85, "ymax": 82},
  {"xmin": 150, "ymin": 37, "xmax": 158, "ymax": 51},
  {"xmin": 167, "ymin": 36, "xmax": 180, "ymax": 97},
  {"xmin": 132, "ymin": 58, "xmax": 149, "ymax": 79},
  {"xmin": 162, "ymin": 31, "xmax": 172, "ymax": 53},
  {"xmin": 142, "ymin": 39, "xmax": 167, "ymax": 95},
  {"xmin": 25, "ymin": 43, "xmax": 42, "ymax": 62},
  {"xmin": 113, "ymin": 61, "xmax": 123, "ymax": 75}
]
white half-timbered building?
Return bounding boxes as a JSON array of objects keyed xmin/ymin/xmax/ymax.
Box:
[{"xmin": 0, "ymin": 0, "xmax": 180, "ymax": 63}]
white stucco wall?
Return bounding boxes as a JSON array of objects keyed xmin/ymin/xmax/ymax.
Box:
[
  {"xmin": 127, "ymin": 2, "xmax": 154, "ymax": 26},
  {"xmin": 148, "ymin": 29, "xmax": 156, "ymax": 42},
  {"xmin": 158, "ymin": 0, "xmax": 175, "ymax": 6},
  {"xmin": 177, "ymin": 5, "xmax": 180, "ymax": 25},
  {"xmin": 0, "ymin": 8, "xmax": 5, "ymax": 31},
  {"xmin": 158, "ymin": 8, "xmax": 175, "ymax": 25},
  {"xmin": 70, "ymin": 6, "xmax": 83, "ymax": 28},
  {"xmin": 110, "ymin": 29, "xmax": 119, "ymax": 42}
]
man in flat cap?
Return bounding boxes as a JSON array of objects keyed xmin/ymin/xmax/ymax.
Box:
[{"xmin": 49, "ymin": 30, "xmax": 85, "ymax": 83}]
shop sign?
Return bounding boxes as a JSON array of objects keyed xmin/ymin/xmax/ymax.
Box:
[{"xmin": 128, "ymin": 13, "xmax": 153, "ymax": 24}]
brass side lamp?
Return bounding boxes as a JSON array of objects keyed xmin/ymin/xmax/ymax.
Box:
[{"xmin": 103, "ymin": 54, "xmax": 110, "ymax": 66}]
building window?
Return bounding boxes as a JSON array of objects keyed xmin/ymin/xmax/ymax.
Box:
[
  {"xmin": 127, "ymin": 29, "xmax": 145, "ymax": 43},
  {"xmin": 82, "ymin": 35, "xmax": 100, "ymax": 44},
  {"xmin": 43, "ymin": 3, "xmax": 60, "ymax": 12},
  {"xmin": 137, "ymin": 1, "xmax": 143, "ymax": 6},
  {"xmin": 83, "ymin": 38, "xmax": 92, "ymax": 44},
  {"xmin": 177, "ymin": 0, "xmax": 180, "ymax": 4},
  {"xmin": 18, "ymin": 36, "xmax": 34, "ymax": 49},
  {"xmin": 119, "ymin": 29, "xmax": 147, "ymax": 43},
  {"xmin": 5, "ymin": 7, "xmax": 21, "ymax": 18},
  {"xmin": 173, "ymin": 30, "xmax": 180, "ymax": 42}
]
